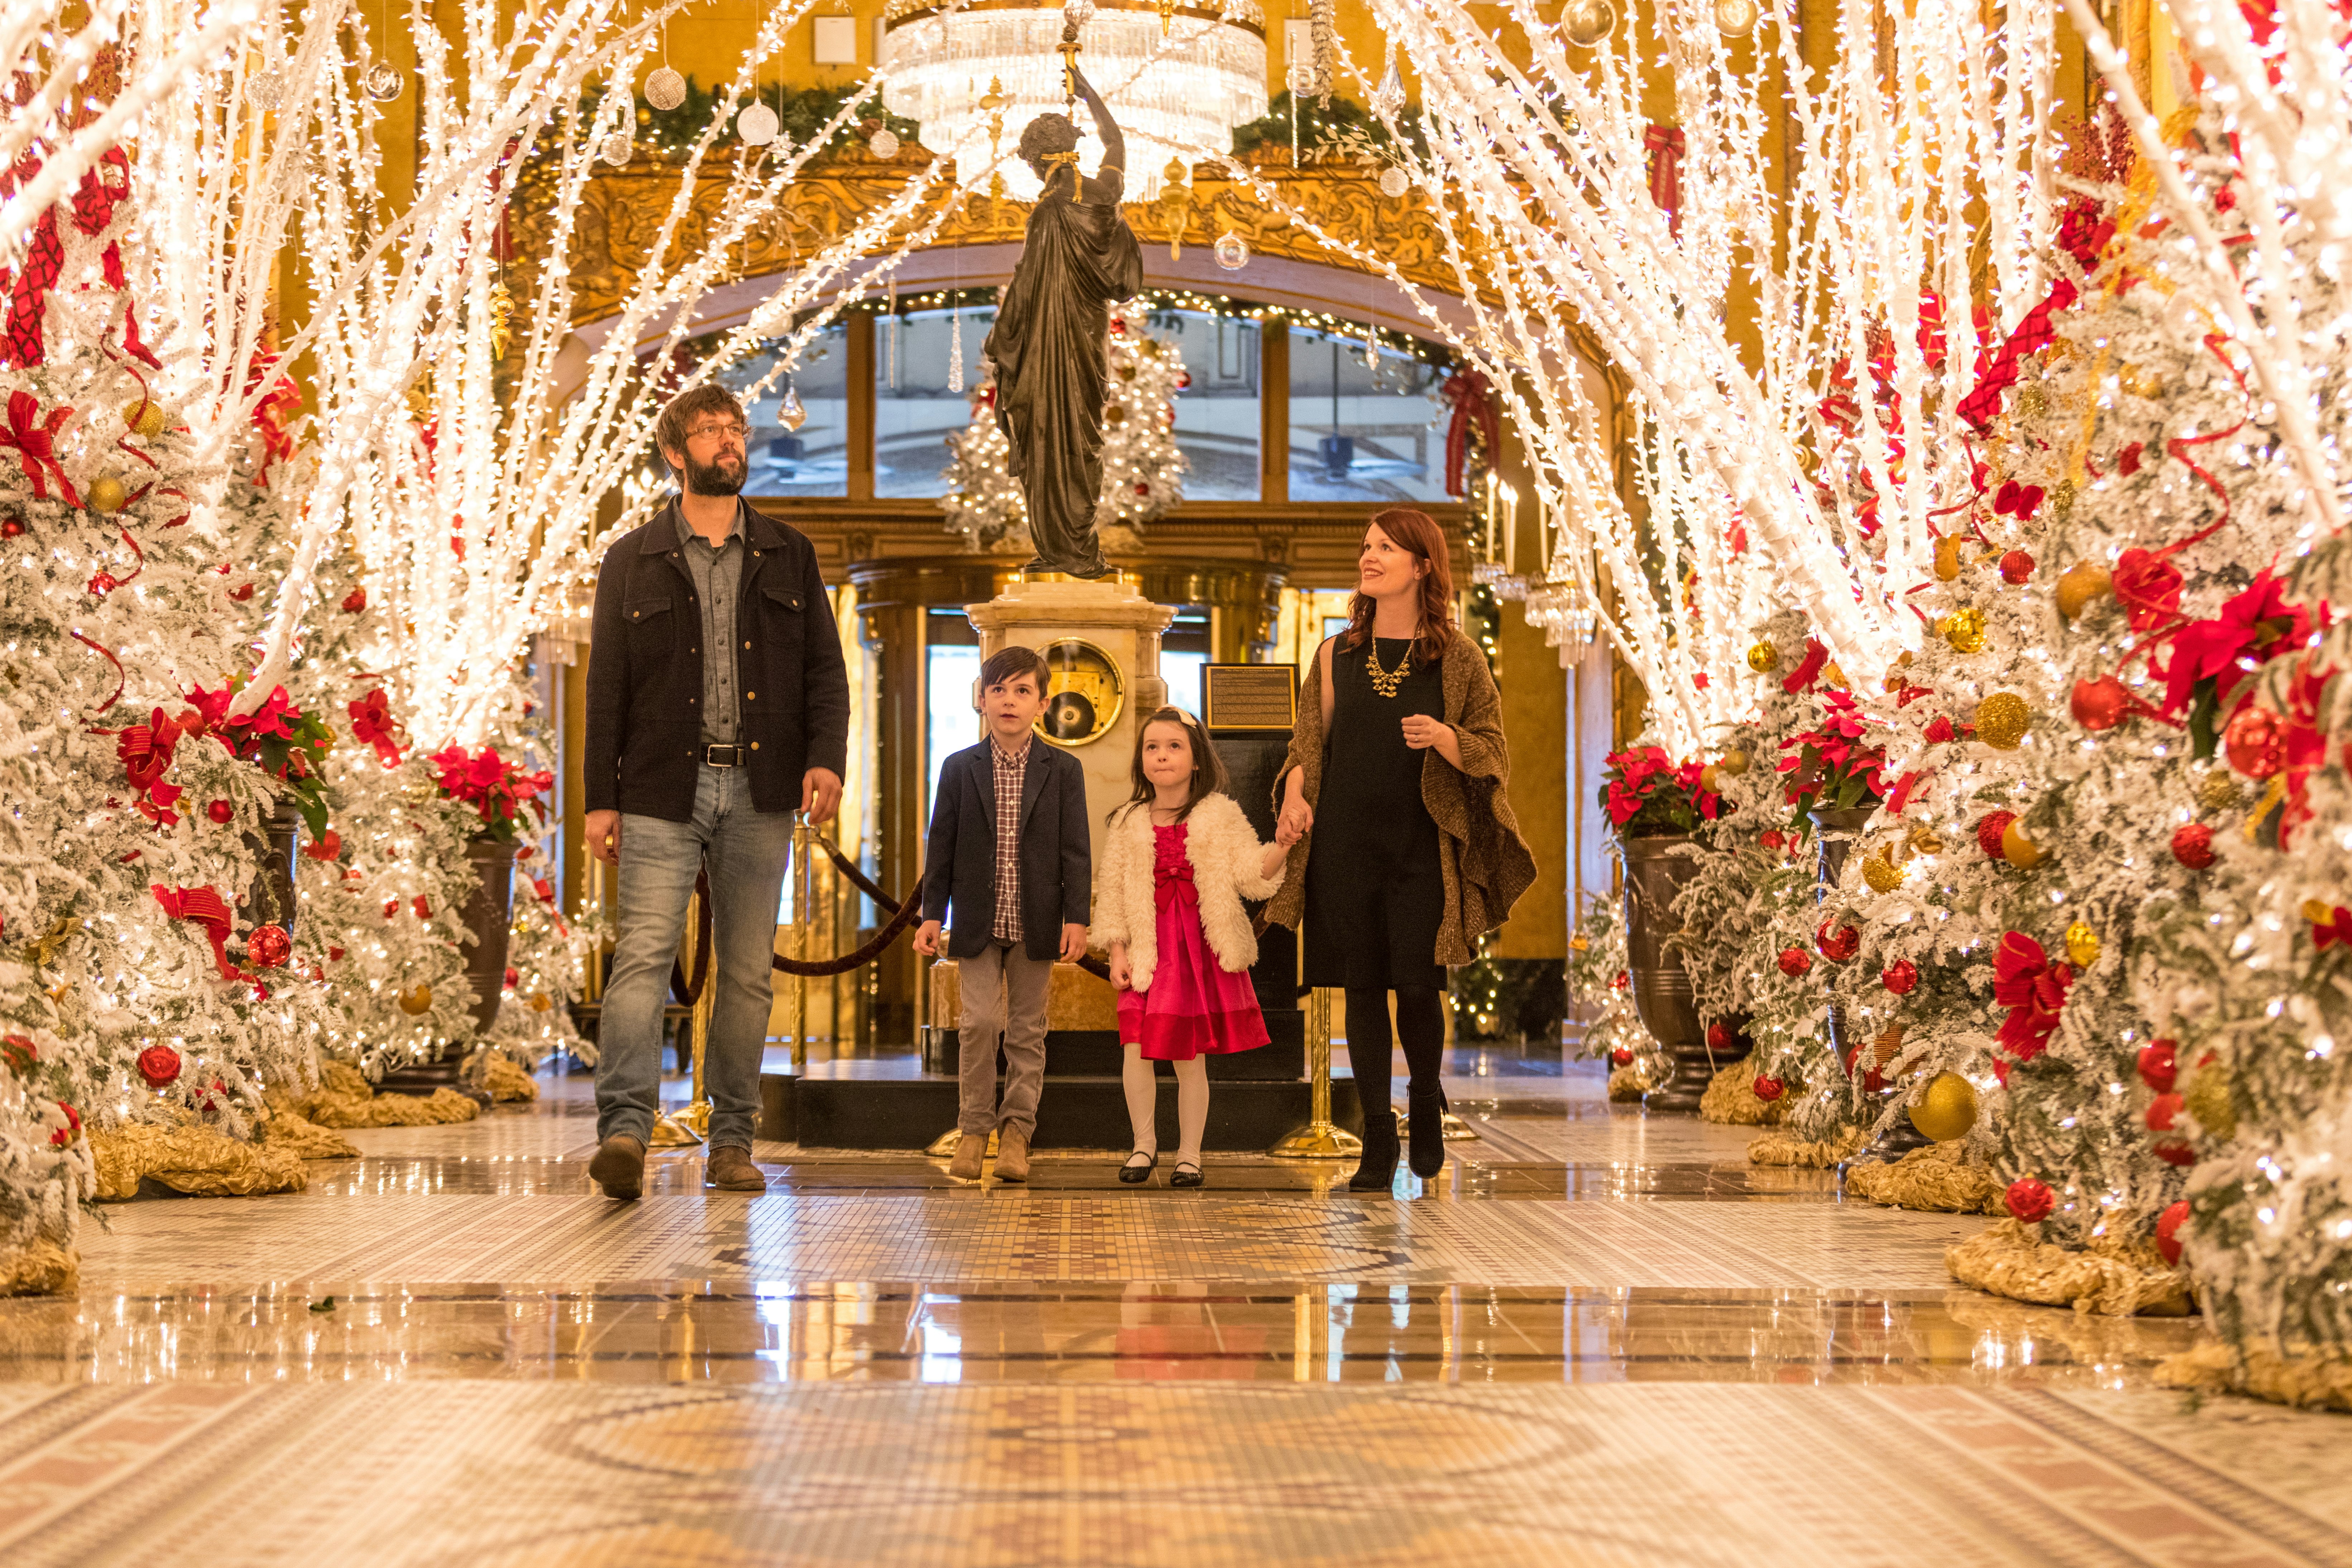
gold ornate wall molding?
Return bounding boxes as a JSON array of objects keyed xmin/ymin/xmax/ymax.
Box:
[{"xmin": 521, "ymin": 145, "xmax": 1491, "ymax": 333}]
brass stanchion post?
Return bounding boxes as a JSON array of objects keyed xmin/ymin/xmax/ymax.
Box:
[
  {"xmin": 790, "ymin": 815, "xmax": 811, "ymax": 1076},
  {"xmin": 1270, "ymin": 986, "xmax": 1360, "ymax": 1158}
]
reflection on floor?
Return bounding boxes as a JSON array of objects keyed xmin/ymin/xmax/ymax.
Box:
[{"xmin": 3, "ymin": 1049, "xmax": 2344, "ymax": 1567}]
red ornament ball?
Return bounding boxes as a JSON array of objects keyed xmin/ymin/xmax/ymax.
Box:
[
  {"xmin": 206, "ymin": 799, "xmax": 235, "ymax": 824},
  {"xmin": 504, "ymin": 966, "xmax": 520, "ymax": 990},
  {"xmin": 1133, "ymin": 482, "xmax": 1149, "ymax": 496},
  {"xmin": 246, "ymin": 924, "xmax": 291, "ymax": 968},
  {"xmin": 1976, "ymin": 811, "xmax": 2017, "ymax": 860},
  {"xmin": 2223, "ymin": 704, "xmax": 2286, "ymax": 779},
  {"xmin": 1752, "ymin": 1074, "xmax": 1784, "ymax": 1102},
  {"xmin": 2070, "ymin": 675, "xmax": 2130, "ymax": 732},
  {"xmin": 1815, "ymin": 920, "xmax": 1860, "ymax": 962},
  {"xmin": 343, "ymin": 586, "xmax": 368, "ymax": 612},
  {"xmin": 1999, "ymin": 549, "xmax": 2035, "ymax": 584},
  {"xmin": 1176, "ymin": 372, "xmax": 1191, "ymax": 388},
  {"xmin": 136, "ymin": 1043, "xmax": 182, "ymax": 1088},
  {"xmin": 1882, "ymin": 959, "xmax": 1919, "ymax": 995},
  {"xmin": 2137, "ymin": 1039, "xmax": 2178, "ymax": 1093},
  {"xmin": 1610, "ymin": 969, "xmax": 1629, "ymax": 991},
  {"xmin": 2170, "ymin": 822, "xmax": 2215, "ymax": 870},
  {"xmin": 48, "ymin": 1101, "xmax": 82, "ymax": 1147},
  {"xmin": 1, "ymin": 516, "xmax": 23, "ymax": 538},
  {"xmin": 2004, "ymin": 1177, "xmax": 2055, "ymax": 1224},
  {"xmin": 1777, "ymin": 947, "xmax": 1813, "ymax": 977},
  {"xmin": 1706, "ymin": 1020, "xmax": 1733, "ymax": 1051},
  {"xmin": 1760, "ymin": 829, "xmax": 1787, "ymax": 852},
  {"xmin": 88, "ymin": 570, "xmax": 119, "ymax": 596},
  {"xmin": 1610, "ymin": 1047, "xmax": 1633, "ymax": 1067},
  {"xmin": 2156, "ymin": 1199, "xmax": 2191, "ymax": 1266},
  {"xmin": 2146, "ymin": 1091, "xmax": 2197, "ymax": 1166}
]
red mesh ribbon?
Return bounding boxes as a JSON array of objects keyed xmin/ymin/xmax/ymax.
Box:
[
  {"xmin": 151, "ymin": 884, "xmax": 254, "ymax": 983},
  {"xmin": 1, "ymin": 389, "xmax": 79, "ymax": 504},
  {"xmin": 1644, "ymin": 124, "xmax": 1686, "ymax": 234},
  {"xmin": 1781, "ymin": 637, "xmax": 1830, "ymax": 695},
  {"xmin": 1442, "ymin": 369, "xmax": 1500, "ymax": 498},
  {"xmin": 1992, "ymin": 932, "xmax": 2072, "ymax": 1069},
  {"xmin": 3, "ymin": 208, "xmax": 62, "ymax": 367}
]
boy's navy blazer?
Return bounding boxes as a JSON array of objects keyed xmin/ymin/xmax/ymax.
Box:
[{"xmin": 918, "ymin": 737, "xmax": 1091, "ymax": 962}]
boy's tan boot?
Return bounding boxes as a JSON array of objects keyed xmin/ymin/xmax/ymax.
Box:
[
  {"xmin": 947, "ymin": 1133, "xmax": 986, "ymax": 1180},
  {"xmin": 994, "ymin": 1127, "xmax": 1031, "ymax": 1182}
]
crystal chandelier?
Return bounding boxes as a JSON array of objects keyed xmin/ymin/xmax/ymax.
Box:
[{"xmin": 879, "ymin": 0, "xmax": 1269, "ymax": 202}]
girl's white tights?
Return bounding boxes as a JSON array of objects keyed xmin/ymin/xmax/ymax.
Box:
[{"xmin": 1122, "ymin": 1043, "xmax": 1209, "ymax": 1163}]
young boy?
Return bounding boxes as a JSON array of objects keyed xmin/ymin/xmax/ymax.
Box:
[{"xmin": 914, "ymin": 645, "xmax": 1091, "ymax": 1181}]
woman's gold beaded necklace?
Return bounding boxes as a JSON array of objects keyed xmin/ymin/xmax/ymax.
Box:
[{"xmin": 1366, "ymin": 636, "xmax": 1412, "ymax": 698}]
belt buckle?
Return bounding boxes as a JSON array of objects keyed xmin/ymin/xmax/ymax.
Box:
[{"xmin": 706, "ymin": 744, "xmax": 740, "ymax": 768}]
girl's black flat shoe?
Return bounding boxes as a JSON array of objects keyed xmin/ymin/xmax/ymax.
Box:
[
  {"xmin": 1118, "ymin": 1150, "xmax": 1158, "ymax": 1184},
  {"xmin": 1170, "ymin": 1161, "xmax": 1205, "ymax": 1189}
]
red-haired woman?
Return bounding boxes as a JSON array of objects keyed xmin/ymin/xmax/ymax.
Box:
[{"xmin": 1268, "ymin": 508, "xmax": 1536, "ymax": 1191}]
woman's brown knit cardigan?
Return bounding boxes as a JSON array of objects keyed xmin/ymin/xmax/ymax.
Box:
[{"xmin": 1265, "ymin": 625, "xmax": 1539, "ymax": 966}]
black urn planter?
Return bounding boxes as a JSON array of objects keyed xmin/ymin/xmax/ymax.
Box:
[
  {"xmin": 377, "ymin": 835, "xmax": 517, "ymax": 1106},
  {"xmin": 243, "ymin": 803, "xmax": 302, "ymax": 939},
  {"xmin": 1621, "ymin": 834, "xmax": 1710, "ymax": 1114},
  {"xmin": 1808, "ymin": 804, "xmax": 1929, "ymax": 1165}
]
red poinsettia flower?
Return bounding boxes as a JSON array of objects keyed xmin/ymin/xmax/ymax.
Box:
[{"xmin": 2160, "ymin": 571, "xmax": 2319, "ymax": 719}]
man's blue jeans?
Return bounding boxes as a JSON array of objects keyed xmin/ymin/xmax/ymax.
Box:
[{"xmin": 598, "ymin": 766, "xmax": 794, "ymax": 1151}]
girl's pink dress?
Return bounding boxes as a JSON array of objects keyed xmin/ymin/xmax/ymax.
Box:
[{"xmin": 1116, "ymin": 822, "xmax": 1272, "ymax": 1062}]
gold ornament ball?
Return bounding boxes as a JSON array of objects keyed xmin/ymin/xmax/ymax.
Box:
[
  {"xmin": 1908, "ymin": 1072, "xmax": 1979, "ymax": 1143},
  {"xmin": 397, "ymin": 983, "xmax": 434, "ymax": 1016},
  {"xmin": 2015, "ymin": 383, "xmax": 2049, "ymax": 420},
  {"xmin": 1698, "ymin": 764, "xmax": 1720, "ymax": 795},
  {"xmin": 1862, "ymin": 853, "xmax": 1905, "ymax": 894},
  {"xmin": 2184, "ymin": 1063, "xmax": 2238, "ymax": 1140},
  {"xmin": 2195, "ymin": 771, "xmax": 2242, "ymax": 811},
  {"xmin": 1713, "ymin": 0, "xmax": 1758, "ymax": 34},
  {"xmin": 1942, "ymin": 607, "xmax": 1987, "ymax": 654},
  {"xmin": 2056, "ymin": 560, "xmax": 2113, "ymax": 621},
  {"xmin": 86, "ymin": 476, "xmax": 129, "ymax": 513},
  {"xmin": 1973, "ymin": 692, "xmax": 2031, "ymax": 750},
  {"xmin": 1717, "ymin": 747, "xmax": 1750, "ymax": 777},
  {"xmin": 121, "ymin": 398, "xmax": 167, "ymax": 438},
  {"xmin": 1933, "ymin": 537, "xmax": 1964, "ymax": 582},
  {"xmin": 2000, "ymin": 819, "xmax": 2046, "ymax": 869},
  {"xmin": 1559, "ymin": 0, "xmax": 1616, "ymax": 47},
  {"xmin": 2049, "ymin": 480, "xmax": 2076, "ymax": 524},
  {"xmin": 529, "ymin": 992, "xmax": 553, "ymax": 1013},
  {"xmin": 1746, "ymin": 641, "xmax": 1780, "ymax": 673},
  {"xmin": 2063, "ymin": 920, "xmax": 2100, "ymax": 968},
  {"xmin": 1822, "ymin": 661, "xmax": 1848, "ymax": 689}
]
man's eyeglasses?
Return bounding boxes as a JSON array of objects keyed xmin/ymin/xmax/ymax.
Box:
[{"xmin": 688, "ymin": 420, "xmax": 748, "ymax": 443}]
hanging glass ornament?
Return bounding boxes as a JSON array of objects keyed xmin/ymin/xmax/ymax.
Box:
[
  {"xmin": 245, "ymin": 69, "xmax": 287, "ymax": 110},
  {"xmin": 1713, "ymin": 0, "xmax": 1759, "ymax": 35},
  {"xmin": 869, "ymin": 128, "xmax": 900, "ymax": 159},
  {"xmin": 777, "ymin": 382, "xmax": 808, "ymax": 432},
  {"xmin": 947, "ymin": 310, "xmax": 965, "ymax": 393},
  {"xmin": 599, "ymin": 131, "xmax": 635, "ymax": 166},
  {"xmin": 1558, "ymin": 0, "xmax": 1615, "ymax": 47},
  {"xmin": 1371, "ymin": 42, "xmax": 1405, "ymax": 118},
  {"xmin": 1378, "ymin": 165, "xmax": 1410, "ymax": 199},
  {"xmin": 645, "ymin": 65, "xmax": 687, "ymax": 110},
  {"xmin": 1212, "ymin": 230, "xmax": 1249, "ymax": 270},
  {"xmin": 362, "ymin": 61, "xmax": 405, "ymax": 102},
  {"xmin": 737, "ymin": 101, "xmax": 780, "ymax": 147}
]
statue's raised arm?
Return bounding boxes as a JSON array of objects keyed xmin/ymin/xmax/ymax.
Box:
[{"xmin": 1069, "ymin": 66, "xmax": 1125, "ymax": 204}]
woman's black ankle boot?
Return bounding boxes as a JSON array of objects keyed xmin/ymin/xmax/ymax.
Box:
[
  {"xmin": 1348, "ymin": 1111, "xmax": 1400, "ymax": 1192},
  {"xmin": 1407, "ymin": 1087, "xmax": 1447, "ymax": 1178}
]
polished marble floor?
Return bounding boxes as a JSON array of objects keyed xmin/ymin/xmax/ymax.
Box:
[{"xmin": 3, "ymin": 1048, "xmax": 2346, "ymax": 1567}]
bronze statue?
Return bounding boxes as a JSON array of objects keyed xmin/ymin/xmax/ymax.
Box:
[{"xmin": 984, "ymin": 66, "xmax": 1143, "ymax": 579}]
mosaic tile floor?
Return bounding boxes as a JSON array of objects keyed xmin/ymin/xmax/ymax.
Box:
[{"xmin": 3, "ymin": 1055, "xmax": 2345, "ymax": 1567}]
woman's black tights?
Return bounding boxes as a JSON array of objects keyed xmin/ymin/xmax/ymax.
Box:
[{"xmin": 1344, "ymin": 986, "xmax": 1445, "ymax": 1113}]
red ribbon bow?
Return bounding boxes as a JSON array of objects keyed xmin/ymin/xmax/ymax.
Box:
[
  {"xmin": 151, "ymin": 884, "xmax": 255, "ymax": 983},
  {"xmin": 1154, "ymin": 860, "xmax": 1199, "ymax": 913},
  {"xmin": 1, "ymin": 390, "xmax": 80, "ymax": 506},
  {"xmin": 1643, "ymin": 124, "xmax": 1686, "ymax": 234},
  {"xmin": 1991, "ymin": 932, "xmax": 2072, "ymax": 1067}
]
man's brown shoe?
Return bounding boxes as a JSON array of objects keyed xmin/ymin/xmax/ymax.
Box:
[
  {"xmin": 947, "ymin": 1133, "xmax": 986, "ymax": 1181},
  {"xmin": 589, "ymin": 1134, "xmax": 646, "ymax": 1199},
  {"xmin": 995, "ymin": 1127, "xmax": 1031, "ymax": 1183},
  {"xmin": 704, "ymin": 1145, "xmax": 768, "ymax": 1191}
]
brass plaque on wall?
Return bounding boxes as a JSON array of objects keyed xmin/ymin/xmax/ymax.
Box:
[{"xmin": 1202, "ymin": 664, "xmax": 1296, "ymax": 731}]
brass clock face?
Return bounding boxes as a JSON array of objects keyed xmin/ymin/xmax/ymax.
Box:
[{"xmin": 1033, "ymin": 638, "xmax": 1125, "ymax": 746}]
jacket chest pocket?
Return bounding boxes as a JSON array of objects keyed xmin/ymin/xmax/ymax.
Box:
[
  {"xmin": 756, "ymin": 580, "xmax": 808, "ymax": 647},
  {"xmin": 624, "ymin": 596, "xmax": 677, "ymax": 640}
]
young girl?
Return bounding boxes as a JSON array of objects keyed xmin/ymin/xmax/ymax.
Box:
[{"xmin": 1093, "ymin": 707, "xmax": 1297, "ymax": 1187}]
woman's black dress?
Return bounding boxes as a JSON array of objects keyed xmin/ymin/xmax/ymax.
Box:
[{"xmin": 1304, "ymin": 635, "xmax": 1447, "ymax": 990}]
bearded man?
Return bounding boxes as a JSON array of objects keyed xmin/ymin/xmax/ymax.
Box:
[{"xmin": 581, "ymin": 384, "xmax": 849, "ymax": 1198}]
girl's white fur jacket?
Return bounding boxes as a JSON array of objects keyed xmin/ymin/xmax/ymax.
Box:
[{"xmin": 1090, "ymin": 793, "xmax": 1284, "ymax": 994}]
